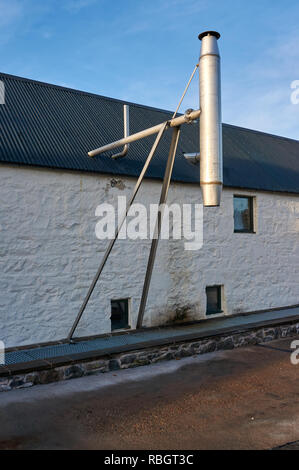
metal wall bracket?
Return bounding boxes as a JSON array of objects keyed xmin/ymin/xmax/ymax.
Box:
[{"xmin": 183, "ymin": 152, "xmax": 200, "ymax": 164}]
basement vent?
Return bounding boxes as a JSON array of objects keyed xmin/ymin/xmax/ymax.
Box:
[
  {"xmin": 111, "ymin": 299, "xmax": 130, "ymax": 331},
  {"xmin": 206, "ymin": 286, "xmax": 222, "ymax": 315}
]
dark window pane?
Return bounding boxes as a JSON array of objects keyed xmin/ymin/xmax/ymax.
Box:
[
  {"xmin": 111, "ymin": 299, "xmax": 129, "ymax": 330},
  {"xmin": 234, "ymin": 196, "xmax": 253, "ymax": 232},
  {"xmin": 206, "ymin": 286, "xmax": 222, "ymax": 315}
]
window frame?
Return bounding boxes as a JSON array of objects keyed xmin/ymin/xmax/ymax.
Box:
[
  {"xmin": 206, "ymin": 285, "xmax": 223, "ymax": 316},
  {"xmin": 110, "ymin": 298, "xmax": 131, "ymax": 331},
  {"xmin": 233, "ymin": 195, "xmax": 255, "ymax": 234}
]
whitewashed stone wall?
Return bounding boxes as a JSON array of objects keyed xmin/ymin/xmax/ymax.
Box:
[{"xmin": 0, "ymin": 164, "xmax": 298, "ymax": 347}]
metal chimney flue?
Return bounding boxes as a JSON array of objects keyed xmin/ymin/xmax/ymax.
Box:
[{"xmin": 198, "ymin": 31, "xmax": 223, "ymax": 207}]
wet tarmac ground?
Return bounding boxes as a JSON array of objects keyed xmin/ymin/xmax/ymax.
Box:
[{"xmin": 0, "ymin": 336, "xmax": 299, "ymax": 450}]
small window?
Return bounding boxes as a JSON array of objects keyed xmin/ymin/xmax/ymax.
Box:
[
  {"xmin": 206, "ymin": 286, "xmax": 222, "ymax": 315},
  {"xmin": 234, "ymin": 196, "xmax": 254, "ymax": 233},
  {"xmin": 111, "ymin": 299, "xmax": 130, "ymax": 331}
]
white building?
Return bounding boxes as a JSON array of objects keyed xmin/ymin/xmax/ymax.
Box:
[{"xmin": 0, "ymin": 73, "xmax": 298, "ymax": 348}]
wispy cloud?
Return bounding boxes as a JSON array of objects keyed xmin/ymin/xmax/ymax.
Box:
[
  {"xmin": 0, "ymin": 0, "xmax": 23, "ymax": 45},
  {"xmin": 0, "ymin": 0, "xmax": 22, "ymax": 28},
  {"xmin": 64, "ymin": 0, "xmax": 98, "ymax": 13},
  {"xmin": 122, "ymin": 0, "xmax": 207, "ymax": 35},
  {"xmin": 134, "ymin": 24, "xmax": 299, "ymax": 140},
  {"xmin": 222, "ymin": 29, "xmax": 299, "ymax": 139},
  {"xmin": 41, "ymin": 30, "xmax": 53, "ymax": 40}
]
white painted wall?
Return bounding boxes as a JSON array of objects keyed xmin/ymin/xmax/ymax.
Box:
[{"xmin": 1, "ymin": 164, "xmax": 298, "ymax": 347}]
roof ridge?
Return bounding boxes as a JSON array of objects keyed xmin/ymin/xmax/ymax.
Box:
[
  {"xmin": 2, "ymin": 71, "xmax": 298, "ymax": 144},
  {"xmin": 223, "ymin": 122, "xmax": 299, "ymax": 145},
  {"xmin": 0, "ymin": 71, "xmax": 176, "ymax": 116}
]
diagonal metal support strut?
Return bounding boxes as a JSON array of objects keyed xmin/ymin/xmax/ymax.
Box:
[
  {"xmin": 88, "ymin": 109, "xmax": 200, "ymax": 158},
  {"xmin": 67, "ymin": 123, "xmax": 168, "ymax": 342},
  {"xmin": 136, "ymin": 126, "xmax": 181, "ymax": 329}
]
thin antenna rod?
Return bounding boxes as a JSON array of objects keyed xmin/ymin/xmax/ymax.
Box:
[
  {"xmin": 136, "ymin": 126, "xmax": 181, "ymax": 329},
  {"xmin": 172, "ymin": 63, "xmax": 199, "ymax": 119},
  {"xmin": 67, "ymin": 123, "xmax": 167, "ymax": 342}
]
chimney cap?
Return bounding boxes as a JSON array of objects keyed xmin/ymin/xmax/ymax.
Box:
[{"xmin": 198, "ymin": 31, "xmax": 220, "ymax": 41}]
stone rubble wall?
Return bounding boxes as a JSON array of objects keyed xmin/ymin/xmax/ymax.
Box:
[{"xmin": 1, "ymin": 321, "xmax": 298, "ymax": 393}]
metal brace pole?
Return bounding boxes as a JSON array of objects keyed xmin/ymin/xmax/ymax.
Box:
[
  {"xmin": 88, "ymin": 109, "xmax": 200, "ymax": 158},
  {"xmin": 136, "ymin": 126, "xmax": 181, "ymax": 329},
  {"xmin": 67, "ymin": 123, "xmax": 167, "ymax": 342}
]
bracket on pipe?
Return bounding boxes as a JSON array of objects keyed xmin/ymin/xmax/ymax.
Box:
[{"xmin": 183, "ymin": 152, "xmax": 200, "ymax": 164}]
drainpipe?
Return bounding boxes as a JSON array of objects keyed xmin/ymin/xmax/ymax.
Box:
[{"xmin": 111, "ymin": 105, "xmax": 130, "ymax": 159}]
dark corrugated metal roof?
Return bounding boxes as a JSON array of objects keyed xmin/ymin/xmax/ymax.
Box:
[{"xmin": 0, "ymin": 72, "xmax": 298, "ymax": 193}]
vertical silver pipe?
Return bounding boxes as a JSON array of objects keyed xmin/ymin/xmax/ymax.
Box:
[
  {"xmin": 111, "ymin": 105, "xmax": 130, "ymax": 159},
  {"xmin": 198, "ymin": 31, "xmax": 223, "ymax": 207}
]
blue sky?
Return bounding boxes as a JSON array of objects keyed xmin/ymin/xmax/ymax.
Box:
[{"xmin": 1, "ymin": 0, "xmax": 299, "ymax": 139}]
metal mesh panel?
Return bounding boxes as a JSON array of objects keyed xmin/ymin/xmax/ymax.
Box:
[{"xmin": 4, "ymin": 307, "xmax": 299, "ymax": 366}]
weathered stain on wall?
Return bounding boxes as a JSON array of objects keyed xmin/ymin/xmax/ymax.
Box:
[
  {"xmin": 0, "ymin": 164, "xmax": 298, "ymax": 347},
  {"xmin": 110, "ymin": 178, "xmax": 126, "ymax": 190}
]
